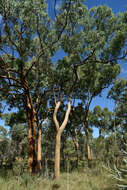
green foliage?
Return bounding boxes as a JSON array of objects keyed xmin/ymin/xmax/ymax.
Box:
[
  {"xmin": 108, "ymin": 79, "xmax": 127, "ymax": 133},
  {"xmin": 63, "ymin": 139, "xmax": 75, "ymax": 160},
  {"xmin": 12, "ymin": 157, "xmax": 27, "ymax": 176},
  {"xmin": 92, "ymin": 106, "xmax": 112, "ymax": 136}
]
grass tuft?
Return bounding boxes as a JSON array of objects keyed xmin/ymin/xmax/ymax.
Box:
[{"xmin": 0, "ymin": 169, "xmax": 118, "ymax": 190}]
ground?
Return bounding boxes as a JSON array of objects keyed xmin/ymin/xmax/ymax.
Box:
[{"xmin": 0, "ymin": 168, "xmax": 118, "ymax": 190}]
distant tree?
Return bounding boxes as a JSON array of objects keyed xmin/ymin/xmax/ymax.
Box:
[
  {"xmin": 92, "ymin": 106, "xmax": 112, "ymax": 137},
  {"xmin": 108, "ymin": 79, "xmax": 127, "ymax": 143},
  {"xmin": 0, "ymin": 125, "xmax": 10, "ymax": 167},
  {"xmin": 2, "ymin": 112, "xmax": 27, "ymax": 159}
]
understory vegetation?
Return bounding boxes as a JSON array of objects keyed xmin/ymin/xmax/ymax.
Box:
[{"xmin": 0, "ymin": 169, "xmax": 118, "ymax": 190}]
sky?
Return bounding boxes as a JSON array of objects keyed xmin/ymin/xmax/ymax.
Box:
[
  {"xmin": 85, "ymin": 0, "xmax": 126, "ymax": 13},
  {"xmin": 0, "ymin": 0, "xmax": 127, "ymax": 137}
]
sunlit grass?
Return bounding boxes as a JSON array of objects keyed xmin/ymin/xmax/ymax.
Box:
[{"xmin": 0, "ymin": 168, "xmax": 118, "ymax": 190}]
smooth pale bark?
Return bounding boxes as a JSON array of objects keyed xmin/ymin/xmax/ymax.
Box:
[
  {"xmin": 85, "ymin": 127, "xmax": 92, "ymax": 168},
  {"xmin": 84, "ymin": 117, "xmax": 92, "ymax": 161},
  {"xmin": 37, "ymin": 123, "xmax": 42, "ymax": 170},
  {"xmin": 54, "ymin": 131, "xmax": 61, "ymax": 179},
  {"xmin": 87, "ymin": 143, "xmax": 91, "ymax": 161},
  {"xmin": 53, "ymin": 101, "xmax": 71, "ymax": 179}
]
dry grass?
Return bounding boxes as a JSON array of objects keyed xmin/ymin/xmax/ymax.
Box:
[{"xmin": 0, "ymin": 168, "xmax": 118, "ymax": 190}]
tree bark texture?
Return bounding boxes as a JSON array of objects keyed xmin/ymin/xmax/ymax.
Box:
[
  {"xmin": 53, "ymin": 101, "xmax": 71, "ymax": 179},
  {"xmin": 85, "ymin": 116, "xmax": 92, "ymax": 161},
  {"xmin": 54, "ymin": 131, "xmax": 61, "ymax": 179},
  {"xmin": 26, "ymin": 94, "xmax": 37, "ymax": 174},
  {"xmin": 37, "ymin": 123, "xmax": 42, "ymax": 170}
]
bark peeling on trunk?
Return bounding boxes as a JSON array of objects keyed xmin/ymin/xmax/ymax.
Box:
[{"xmin": 26, "ymin": 94, "xmax": 37, "ymax": 174}]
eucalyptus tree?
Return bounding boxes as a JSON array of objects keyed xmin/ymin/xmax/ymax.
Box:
[
  {"xmin": 75, "ymin": 59, "xmax": 120, "ymax": 162},
  {"xmin": 90, "ymin": 107, "xmax": 118, "ymax": 163},
  {"xmin": 68, "ymin": 117, "xmax": 82, "ymax": 168},
  {"xmin": 49, "ymin": 1, "xmax": 127, "ymax": 178},
  {"xmin": 92, "ymin": 106, "xmax": 112, "ymax": 137},
  {"xmin": 108, "ymin": 79, "xmax": 127, "ymax": 145},
  {"xmin": 0, "ymin": 125, "xmax": 11, "ymax": 168},
  {"xmin": 64, "ymin": 106, "xmax": 84, "ymax": 168},
  {"xmin": 0, "ymin": 0, "xmax": 73, "ymax": 174}
]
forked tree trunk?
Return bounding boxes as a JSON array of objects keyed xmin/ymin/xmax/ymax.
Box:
[
  {"xmin": 37, "ymin": 123, "xmax": 42, "ymax": 170},
  {"xmin": 53, "ymin": 101, "xmax": 71, "ymax": 179},
  {"xmin": 54, "ymin": 131, "xmax": 61, "ymax": 179}
]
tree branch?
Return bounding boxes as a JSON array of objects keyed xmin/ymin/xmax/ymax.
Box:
[
  {"xmin": 60, "ymin": 100, "xmax": 71, "ymax": 133},
  {"xmin": 53, "ymin": 101, "xmax": 61, "ymax": 131},
  {"xmin": 0, "ymin": 75, "xmax": 21, "ymax": 84},
  {"xmin": 24, "ymin": 0, "xmax": 72, "ymax": 78}
]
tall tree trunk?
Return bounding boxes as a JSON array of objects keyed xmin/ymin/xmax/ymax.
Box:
[
  {"xmin": 53, "ymin": 100, "xmax": 71, "ymax": 179},
  {"xmin": 27, "ymin": 109, "xmax": 37, "ymax": 174},
  {"xmin": 26, "ymin": 94, "xmax": 37, "ymax": 174},
  {"xmin": 37, "ymin": 123, "xmax": 42, "ymax": 171},
  {"xmin": 20, "ymin": 65, "xmax": 38, "ymax": 174},
  {"xmin": 86, "ymin": 128, "xmax": 92, "ymax": 168},
  {"xmin": 87, "ymin": 142, "xmax": 91, "ymax": 161},
  {"xmin": 99, "ymin": 128, "xmax": 102, "ymax": 138},
  {"xmin": 54, "ymin": 131, "xmax": 61, "ymax": 179},
  {"xmin": 84, "ymin": 116, "xmax": 92, "ymax": 163}
]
